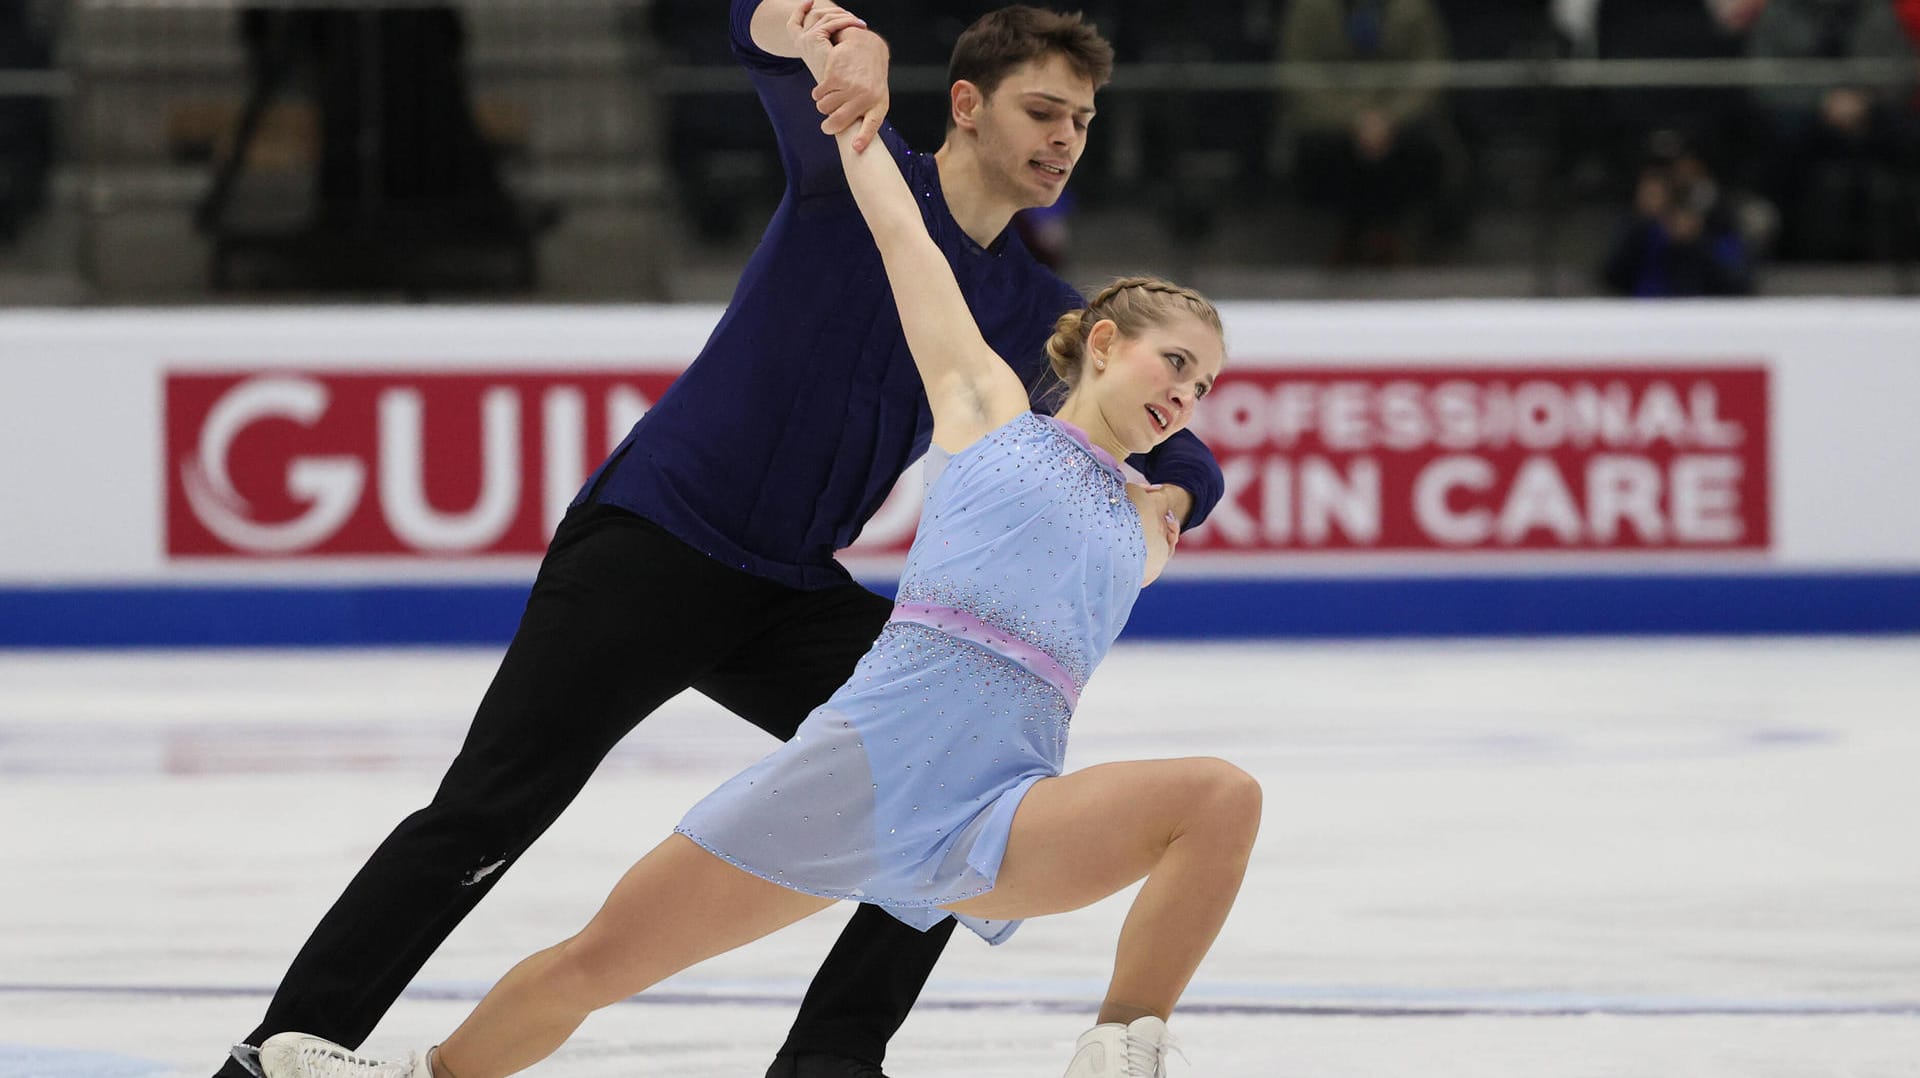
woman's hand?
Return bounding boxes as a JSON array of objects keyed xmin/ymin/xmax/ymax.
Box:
[
  {"xmin": 1129, "ymin": 483, "xmax": 1183, "ymax": 586},
  {"xmin": 787, "ymin": 0, "xmax": 889, "ymax": 152}
]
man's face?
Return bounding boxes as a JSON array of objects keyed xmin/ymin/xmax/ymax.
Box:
[{"xmin": 966, "ymin": 54, "xmax": 1097, "ymax": 209}]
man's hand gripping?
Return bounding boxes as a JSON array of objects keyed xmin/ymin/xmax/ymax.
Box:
[{"xmin": 789, "ymin": 0, "xmax": 890, "ymax": 153}]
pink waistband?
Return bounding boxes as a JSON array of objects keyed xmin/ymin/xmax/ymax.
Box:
[{"xmin": 889, "ymin": 601, "xmax": 1080, "ymax": 710}]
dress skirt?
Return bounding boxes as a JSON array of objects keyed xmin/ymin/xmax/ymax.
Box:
[{"xmin": 676, "ymin": 620, "xmax": 1071, "ymax": 944}]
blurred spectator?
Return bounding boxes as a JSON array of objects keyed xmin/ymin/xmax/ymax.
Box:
[
  {"xmin": 196, "ymin": 7, "xmax": 549, "ymax": 291},
  {"xmin": 1603, "ymin": 136, "xmax": 1755, "ymax": 296},
  {"xmin": 1430, "ymin": 0, "xmax": 1555, "ymax": 62},
  {"xmin": 1280, "ymin": 0, "xmax": 1465, "ymax": 265},
  {"xmin": 1429, "ymin": 0, "xmax": 1560, "ymax": 241},
  {"xmin": 1109, "ymin": 0, "xmax": 1279, "ymax": 240},
  {"xmin": 1013, "ymin": 193, "xmax": 1075, "ymax": 270},
  {"xmin": 1891, "ymin": 0, "xmax": 1920, "ymax": 262},
  {"xmin": 1898, "ymin": 0, "xmax": 1920, "ymax": 108},
  {"xmin": 1749, "ymin": 0, "xmax": 1917, "ymax": 260},
  {"xmin": 1553, "ymin": 0, "xmax": 1601, "ymax": 55},
  {"xmin": 648, "ymin": 0, "xmax": 790, "ymax": 241},
  {"xmin": 0, "ymin": 0, "xmax": 55, "ymax": 243},
  {"xmin": 1593, "ymin": 0, "xmax": 1758, "ymax": 181}
]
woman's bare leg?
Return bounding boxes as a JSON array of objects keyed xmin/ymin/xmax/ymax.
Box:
[
  {"xmin": 945, "ymin": 757, "xmax": 1262, "ymax": 1023},
  {"xmin": 434, "ymin": 834, "xmax": 833, "ymax": 1078}
]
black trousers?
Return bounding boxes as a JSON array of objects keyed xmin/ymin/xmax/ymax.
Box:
[{"xmin": 222, "ymin": 499, "xmax": 955, "ymax": 1075}]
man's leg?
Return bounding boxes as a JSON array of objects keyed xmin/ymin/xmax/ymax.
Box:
[
  {"xmin": 218, "ymin": 508, "xmax": 776, "ymax": 1076},
  {"xmin": 774, "ymin": 906, "xmax": 958, "ymax": 1067},
  {"xmin": 692, "ymin": 585, "xmax": 955, "ymax": 1075}
]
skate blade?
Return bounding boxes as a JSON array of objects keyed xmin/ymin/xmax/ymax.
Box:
[{"xmin": 231, "ymin": 1044, "xmax": 265, "ymax": 1078}]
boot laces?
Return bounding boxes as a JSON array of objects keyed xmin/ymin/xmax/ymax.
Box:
[
  {"xmin": 1122, "ymin": 1027, "xmax": 1185, "ymax": 1077},
  {"xmin": 290, "ymin": 1041, "xmax": 418, "ymax": 1078}
]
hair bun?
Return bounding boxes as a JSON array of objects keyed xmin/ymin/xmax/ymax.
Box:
[{"xmin": 1045, "ymin": 308, "xmax": 1087, "ymax": 383}]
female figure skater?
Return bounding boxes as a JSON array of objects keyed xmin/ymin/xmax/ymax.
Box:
[{"xmin": 258, "ymin": 6, "xmax": 1258, "ymax": 1077}]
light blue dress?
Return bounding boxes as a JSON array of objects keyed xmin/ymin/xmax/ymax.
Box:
[{"xmin": 676, "ymin": 412, "xmax": 1146, "ymax": 943}]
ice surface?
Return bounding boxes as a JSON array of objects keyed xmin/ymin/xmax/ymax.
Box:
[{"xmin": 2, "ymin": 639, "xmax": 1916, "ymax": 1077}]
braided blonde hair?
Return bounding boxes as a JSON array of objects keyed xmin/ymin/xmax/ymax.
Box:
[{"xmin": 1044, "ymin": 276, "xmax": 1223, "ymax": 391}]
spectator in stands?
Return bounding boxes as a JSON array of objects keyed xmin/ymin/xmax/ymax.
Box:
[
  {"xmin": 1603, "ymin": 135, "xmax": 1755, "ymax": 296},
  {"xmin": 1749, "ymin": 0, "xmax": 1917, "ymax": 260},
  {"xmin": 0, "ymin": 0, "xmax": 55, "ymax": 243},
  {"xmin": 1110, "ymin": 0, "xmax": 1281, "ymax": 242},
  {"xmin": 1562, "ymin": 1, "xmax": 1763, "ymax": 61},
  {"xmin": 1280, "ymin": 0, "xmax": 1465, "ymax": 265},
  {"xmin": 1901, "ymin": 0, "xmax": 1920, "ymax": 55},
  {"xmin": 1013, "ymin": 193, "xmax": 1075, "ymax": 270},
  {"xmin": 1592, "ymin": 0, "xmax": 1759, "ymax": 182},
  {"xmin": 1428, "ymin": 0, "xmax": 1559, "ymax": 246},
  {"xmin": 1892, "ymin": 0, "xmax": 1920, "ymax": 262}
]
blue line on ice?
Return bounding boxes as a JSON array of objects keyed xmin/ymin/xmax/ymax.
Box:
[{"xmin": 1, "ymin": 983, "xmax": 1914, "ymax": 1018}]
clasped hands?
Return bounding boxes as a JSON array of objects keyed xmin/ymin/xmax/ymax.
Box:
[
  {"xmin": 788, "ymin": 0, "xmax": 889, "ymax": 153},
  {"xmin": 789, "ymin": 0, "xmax": 1194, "ymax": 554},
  {"xmin": 1136, "ymin": 482, "xmax": 1191, "ymax": 556}
]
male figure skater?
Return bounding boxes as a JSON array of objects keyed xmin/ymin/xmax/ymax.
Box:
[{"xmin": 216, "ymin": 5, "xmax": 1222, "ymax": 1077}]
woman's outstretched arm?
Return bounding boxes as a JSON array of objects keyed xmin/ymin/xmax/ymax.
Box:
[{"xmin": 790, "ymin": 4, "xmax": 1029, "ymax": 450}]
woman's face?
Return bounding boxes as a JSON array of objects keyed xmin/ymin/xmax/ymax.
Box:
[{"xmin": 1083, "ymin": 312, "xmax": 1224, "ymax": 455}]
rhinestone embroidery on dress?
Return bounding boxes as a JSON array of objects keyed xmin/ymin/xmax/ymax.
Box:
[
  {"xmin": 674, "ymin": 411, "xmax": 1145, "ymax": 945},
  {"xmin": 896, "ymin": 412, "xmax": 1145, "ymax": 696}
]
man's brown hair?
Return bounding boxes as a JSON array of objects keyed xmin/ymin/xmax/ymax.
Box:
[{"xmin": 947, "ymin": 6, "xmax": 1115, "ymax": 107}]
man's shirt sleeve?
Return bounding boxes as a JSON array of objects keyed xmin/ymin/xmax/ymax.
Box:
[
  {"xmin": 1133, "ymin": 430, "xmax": 1225, "ymax": 531},
  {"xmin": 730, "ymin": 0, "xmax": 895, "ymax": 203}
]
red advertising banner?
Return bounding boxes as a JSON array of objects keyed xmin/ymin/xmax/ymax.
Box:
[
  {"xmin": 166, "ymin": 371, "xmax": 678, "ymax": 557},
  {"xmin": 1181, "ymin": 365, "xmax": 1770, "ymax": 552},
  {"xmin": 167, "ymin": 364, "xmax": 1769, "ymax": 560}
]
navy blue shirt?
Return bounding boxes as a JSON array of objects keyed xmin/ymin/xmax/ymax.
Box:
[{"xmin": 582, "ymin": 0, "xmax": 1224, "ymax": 590}]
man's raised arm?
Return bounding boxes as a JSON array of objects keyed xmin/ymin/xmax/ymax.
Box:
[{"xmin": 745, "ymin": 0, "xmax": 890, "ymax": 151}]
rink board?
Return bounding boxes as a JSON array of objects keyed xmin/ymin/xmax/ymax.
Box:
[{"xmin": 2, "ymin": 301, "xmax": 1917, "ymax": 643}]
